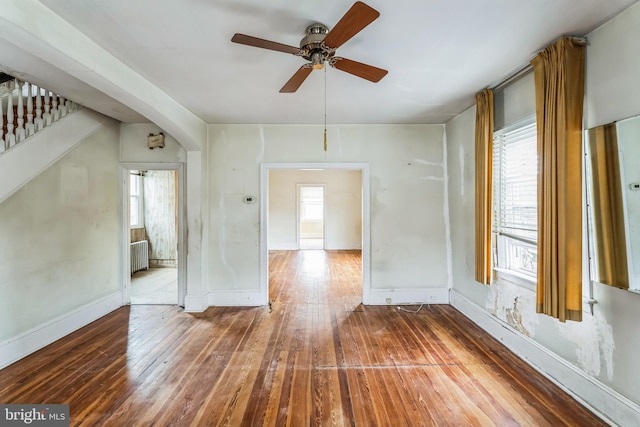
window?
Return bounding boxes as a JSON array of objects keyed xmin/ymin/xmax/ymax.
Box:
[
  {"xmin": 493, "ymin": 121, "xmax": 538, "ymax": 281},
  {"xmin": 130, "ymin": 172, "xmax": 144, "ymax": 228},
  {"xmin": 299, "ymin": 186, "xmax": 324, "ymax": 221}
]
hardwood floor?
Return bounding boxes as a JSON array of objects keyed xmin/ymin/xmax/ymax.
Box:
[{"xmin": 0, "ymin": 250, "xmax": 605, "ymax": 426}]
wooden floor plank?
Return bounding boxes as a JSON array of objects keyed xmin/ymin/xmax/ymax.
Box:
[{"xmin": 0, "ymin": 250, "xmax": 606, "ymax": 426}]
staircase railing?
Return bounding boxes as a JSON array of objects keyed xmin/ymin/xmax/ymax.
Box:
[{"xmin": 0, "ymin": 77, "xmax": 80, "ymax": 154}]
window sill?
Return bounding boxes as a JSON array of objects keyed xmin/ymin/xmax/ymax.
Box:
[
  {"xmin": 130, "ymin": 226, "xmax": 145, "ymax": 230},
  {"xmin": 493, "ymin": 268, "xmax": 536, "ymax": 290}
]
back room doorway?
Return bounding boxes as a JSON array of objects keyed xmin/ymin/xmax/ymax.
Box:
[
  {"xmin": 122, "ymin": 163, "xmax": 186, "ymax": 306},
  {"xmin": 298, "ymin": 184, "xmax": 325, "ymax": 250}
]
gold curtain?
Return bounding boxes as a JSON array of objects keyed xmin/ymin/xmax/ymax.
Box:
[
  {"xmin": 531, "ymin": 37, "xmax": 585, "ymax": 322},
  {"xmin": 475, "ymin": 89, "xmax": 494, "ymax": 285},
  {"xmin": 588, "ymin": 124, "xmax": 629, "ymax": 289}
]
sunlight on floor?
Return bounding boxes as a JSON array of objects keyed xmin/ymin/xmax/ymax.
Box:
[
  {"xmin": 299, "ymin": 238, "xmax": 323, "ymax": 249},
  {"xmin": 131, "ymin": 268, "xmax": 177, "ymax": 304}
]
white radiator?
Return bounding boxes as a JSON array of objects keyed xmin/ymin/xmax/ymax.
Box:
[{"xmin": 130, "ymin": 240, "xmax": 149, "ymax": 274}]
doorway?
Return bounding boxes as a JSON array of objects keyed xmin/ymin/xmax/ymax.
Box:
[
  {"xmin": 298, "ymin": 184, "xmax": 325, "ymax": 250},
  {"xmin": 260, "ymin": 163, "xmax": 371, "ymax": 305},
  {"xmin": 121, "ymin": 163, "xmax": 186, "ymax": 306}
]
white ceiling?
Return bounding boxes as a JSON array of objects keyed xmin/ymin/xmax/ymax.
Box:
[{"xmin": 14, "ymin": 0, "xmax": 638, "ymax": 124}]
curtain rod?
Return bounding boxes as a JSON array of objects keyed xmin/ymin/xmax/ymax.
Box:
[
  {"xmin": 490, "ymin": 62, "xmax": 533, "ymax": 92},
  {"xmin": 489, "ymin": 35, "xmax": 587, "ymax": 92}
]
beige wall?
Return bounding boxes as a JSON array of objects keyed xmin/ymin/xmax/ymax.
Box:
[{"xmin": 268, "ymin": 169, "xmax": 362, "ymax": 250}]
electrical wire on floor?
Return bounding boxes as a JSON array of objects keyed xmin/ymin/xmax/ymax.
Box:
[{"xmin": 397, "ymin": 304, "xmax": 426, "ymax": 313}]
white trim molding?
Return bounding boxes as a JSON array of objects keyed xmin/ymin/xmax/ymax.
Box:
[
  {"xmin": 367, "ymin": 287, "xmax": 450, "ymax": 305},
  {"xmin": 450, "ymin": 289, "xmax": 640, "ymax": 427},
  {"xmin": 0, "ymin": 292, "xmax": 122, "ymax": 370},
  {"xmin": 209, "ymin": 290, "xmax": 263, "ymax": 307},
  {"xmin": 184, "ymin": 293, "xmax": 210, "ymax": 313}
]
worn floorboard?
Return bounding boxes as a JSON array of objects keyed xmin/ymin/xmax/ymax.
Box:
[{"xmin": 0, "ymin": 250, "xmax": 605, "ymax": 426}]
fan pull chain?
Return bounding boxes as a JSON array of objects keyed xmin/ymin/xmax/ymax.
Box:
[{"xmin": 324, "ymin": 65, "xmax": 327, "ymax": 155}]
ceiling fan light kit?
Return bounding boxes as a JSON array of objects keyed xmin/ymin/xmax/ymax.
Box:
[{"xmin": 231, "ymin": 1, "xmax": 388, "ymax": 93}]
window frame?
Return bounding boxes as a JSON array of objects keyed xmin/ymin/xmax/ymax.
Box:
[
  {"xmin": 492, "ymin": 117, "xmax": 538, "ymax": 287},
  {"xmin": 129, "ymin": 172, "xmax": 144, "ymax": 229}
]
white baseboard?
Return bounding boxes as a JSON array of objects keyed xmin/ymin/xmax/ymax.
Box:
[
  {"xmin": 325, "ymin": 243, "xmax": 362, "ymax": 250},
  {"xmin": 268, "ymin": 244, "xmax": 363, "ymax": 251},
  {"xmin": 209, "ymin": 290, "xmax": 264, "ymax": 307},
  {"xmin": 268, "ymin": 244, "xmax": 298, "ymax": 251},
  {"xmin": 450, "ymin": 289, "xmax": 640, "ymax": 427},
  {"xmin": 367, "ymin": 287, "xmax": 450, "ymax": 305},
  {"xmin": 0, "ymin": 291, "xmax": 122, "ymax": 370},
  {"xmin": 183, "ymin": 293, "xmax": 209, "ymax": 312}
]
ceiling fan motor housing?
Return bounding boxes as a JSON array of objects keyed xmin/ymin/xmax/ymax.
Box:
[{"xmin": 299, "ymin": 23, "xmax": 334, "ymax": 66}]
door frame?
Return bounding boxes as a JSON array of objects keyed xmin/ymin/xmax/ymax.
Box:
[
  {"xmin": 260, "ymin": 162, "xmax": 371, "ymax": 304},
  {"xmin": 120, "ymin": 162, "xmax": 186, "ymax": 306},
  {"xmin": 296, "ymin": 183, "xmax": 327, "ymax": 249}
]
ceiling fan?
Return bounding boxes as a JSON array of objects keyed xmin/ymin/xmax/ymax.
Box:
[{"xmin": 231, "ymin": 1, "xmax": 388, "ymax": 93}]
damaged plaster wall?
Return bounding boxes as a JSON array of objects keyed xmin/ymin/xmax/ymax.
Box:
[
  {"xmin": 0, "ymin": 119, "xmax": 121, "ymax": 342},
  {"xmin": 207, "ymin": 124, "xmax": 448, "ymax": 296},
  {"xmin": 445, "ymin": 1, "xmax": 640, "ymax": 415}
]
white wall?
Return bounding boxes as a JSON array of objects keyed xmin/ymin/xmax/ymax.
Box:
[
  {"xmin": 268, "ymin": 169, "xmax": 362, "ymax": 250},
  {"xmin": 207, "ymin": 124, "xmax": 449, "ymax": 302},
  {"xmin": 0, "ymin": 120, "xmax": 121, "ymax": 345},
  {"xmin": 445, "ymin": 3, "xmax": 640, "ymax": 424},
  {"xmin": 120, "ymin": 123, "xmax": 186, "ymax": 163}
]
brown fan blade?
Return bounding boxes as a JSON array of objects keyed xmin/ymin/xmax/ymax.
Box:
[
  {"xmin": 231, "ymin": 33, "xmax": 300, "ymax": 55},
  {"xmin": 332, "ymin": 58, "xmax": 387, "ymax": 83},
  {"xmin": 322, "ymin": 2, "xmax": 380, "ymax": 49},
  {"xmin": 280, "ymin": 66, "xmax": 313, "ymax": 93}
]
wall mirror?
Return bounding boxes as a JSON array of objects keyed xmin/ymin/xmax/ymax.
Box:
[{"xmin": 586, "ymin": 115, "xmax": 640, "ymax": 292}]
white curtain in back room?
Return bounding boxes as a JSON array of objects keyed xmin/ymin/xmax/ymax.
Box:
[{"xmin": 143, "ymin": 170, "xmax": 178, "ymax": 267}]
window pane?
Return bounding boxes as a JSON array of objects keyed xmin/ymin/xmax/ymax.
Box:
[
  {"xmin": 130, "ymin": 175, "xmax": 140, "ymax": 195},
  {"xmin": 494, "ymin": 123, "xmax": 537, "ymax": 242},
  {"xmin": 506, "ymin": 238, "xmax": 537, "ymax": 277},
  {"xmin": 302, "ymin": 203, "xmax": 323, "ymax": 220},
  {"xmin": 130, "ymin": 196, "xmax": 139, "ymax": 226}
]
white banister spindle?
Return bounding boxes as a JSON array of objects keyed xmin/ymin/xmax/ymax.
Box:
[
  {"xmin": 0, "ymin": 97, "xmax": 5, "ymax": 153},
  {"xmin": 35, "ymin": 87, "xmax": 43, "ymax": 131},
  {"xmin": 0, "ymin": 79, "xmax": 82, "ymax": 155},
  {"xmin": 6, "ymin": 93, "xmax": 15, "ymax": 148},
  {"xmin": 26, "ymin": 82, "xmax": 35, "ymax": 137},
  {"xmin": 43, "ymin": 90, "xmax": 51, "ymax": 126},
  {"xmin": 59, "ymin": 96, "xmax": 67, "ymax": 117},
  {"xmin": 16, "ymin": 80, "xmax": 25, "ymax": 143},
  {"xmin": 51, "ymin": 94, "xmax": 59, "ymax": 122}
]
